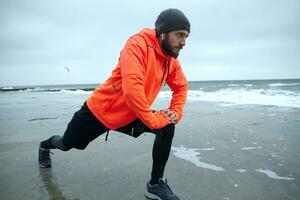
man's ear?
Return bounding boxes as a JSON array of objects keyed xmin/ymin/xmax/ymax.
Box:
[{"xmin": 161, "ymin": 33, "xmax": 166, "ymax": 40}]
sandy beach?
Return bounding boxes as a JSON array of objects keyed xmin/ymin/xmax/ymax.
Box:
[{"xmin": 0, "ymin": 91, "xmax": 300, "ymax": 200}]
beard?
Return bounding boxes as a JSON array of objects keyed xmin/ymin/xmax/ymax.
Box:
[{"xmin": 161, "ymin": 35, "xmax": 179, "ymax": 59}]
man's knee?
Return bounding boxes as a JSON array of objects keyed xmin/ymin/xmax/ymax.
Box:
[
  {"xmin": 162, "ymin": 124, "xmax": 175, "ymax": 137},
  {"xmin": 154, "ymin": 124, "xmax": 175, "ymax": 142},
  {"xmin": 163, "ymin": 123, "xmax": 175, "ymax": 131},
  {"xmin": 60, "ymin": 145, "xmax": 71, "ymax": 151},
  {"xmin": 52, "ymin": 135, "xmax": 71, "ymax": 151}
]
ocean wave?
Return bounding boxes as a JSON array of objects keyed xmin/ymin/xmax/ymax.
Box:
[
  {"xmin": 0, "ymin": 86, "xmax": 22, "ymax": 92},
  {"xmin": 158, "ymin": 89, "xmax": 300, "ymax": 108},
  {"xmin": 269, "ymin": 83, "xmax": 300, "ymax": 87},
  {"xmin": 2, "ymin": 82, "xmax": 300, "ymax": 108},
  {"xmin": 0, "ymin": 87, "xmax": 61, "ymax": 92},
  {"xmin": 1, "ymin": 86, "xmax": 14, "ymax": 90},
  {"xmin": 58, "ymin": 89, "xmax": 92, "ymax": 95},
  {"xmin": 23, "ymin": 87, "xmax": 54, "ymax": 92},
  {"xmin": 0, "ymin": 87, "xmax": 94, "ymax": 93}
]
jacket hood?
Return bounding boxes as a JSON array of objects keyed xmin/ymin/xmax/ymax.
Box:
[{"xmin": 138, "ymin": 28, "xmax": 171, "ymax": 59}]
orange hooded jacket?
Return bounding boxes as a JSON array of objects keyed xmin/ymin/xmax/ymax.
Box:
[{"xmin": 86, "ymin": 28, "xmax": 188, "ymax": 130}]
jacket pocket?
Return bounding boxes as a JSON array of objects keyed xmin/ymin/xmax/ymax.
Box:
[{"xmin": 96, "ymin": 82, "xmax": 122, "ymax": 114}]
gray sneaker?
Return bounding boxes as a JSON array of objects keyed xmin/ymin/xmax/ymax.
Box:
[
  {"xmin": 145, "ymin": 178, "xmax": 180, "ymax": 200},
  {"xmin": 39, "ymin": 144, "xmax": 52, "ymax": 168}
]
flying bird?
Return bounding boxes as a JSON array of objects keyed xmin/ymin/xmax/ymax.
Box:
[{"xmin": 65, "ymin": 66, "xmax": 70, "ymax": 72}]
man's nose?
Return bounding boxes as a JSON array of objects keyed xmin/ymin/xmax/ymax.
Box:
[{"xmin": 179, "ymin": 38, "xmax": 186, "ymax": 47}]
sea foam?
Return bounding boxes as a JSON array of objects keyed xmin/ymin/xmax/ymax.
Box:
[
  {"xmin": 158, "ymin": 88, "xmax": 300, "ymax": 108},
  {"xmin": 256, "ymin": 169, "xmax": 294, "ymax": 180},
  {"xmin": 171, "ymin": 145, "xmax": 225, "ymax": 171}
]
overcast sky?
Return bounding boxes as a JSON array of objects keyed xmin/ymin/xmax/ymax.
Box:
[{"xmin": 1, "ymin": 0, "xmax": 299, "ymax": 86}]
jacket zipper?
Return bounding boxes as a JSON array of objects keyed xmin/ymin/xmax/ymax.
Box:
[{"xmin": 160, "ymin": 59, "xmax": 170, "ymax": 86}]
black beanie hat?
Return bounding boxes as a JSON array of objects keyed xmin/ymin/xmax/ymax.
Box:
[{"xmin": 155, "ymin": 8, "xmax": 191, "ymax": 35}]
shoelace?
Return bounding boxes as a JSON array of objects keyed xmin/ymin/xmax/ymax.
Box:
[
  {"xmin": 105, "ymin": 130, "xmax": 110, "ymax": 141},
  {"xmin": 160, "ymin": 180, "xmax": 174, "ymax": 196}
]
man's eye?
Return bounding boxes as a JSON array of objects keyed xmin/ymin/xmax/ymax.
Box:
[{"xmin": 177, "ymin": 33, "xmax": 183, "ymax": 38}]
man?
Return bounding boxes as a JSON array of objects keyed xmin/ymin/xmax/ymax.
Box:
[{"xmin": 39, "ymin": 8, "xmax": 190, "ymax": 200}]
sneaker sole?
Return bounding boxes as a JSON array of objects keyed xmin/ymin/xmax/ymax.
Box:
[{"xmin": 145, "ymin": 190, "xmax": 162, "ymax": 200}]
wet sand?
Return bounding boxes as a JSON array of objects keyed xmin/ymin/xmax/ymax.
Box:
[{"xmin": 0, "ymin": 92, "xmax": 300, "ymax": 200}]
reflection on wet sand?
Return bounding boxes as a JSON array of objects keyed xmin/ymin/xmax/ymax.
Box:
[{"xmin": 39, "ymin": 168, "xmax": 70, "ymax": 200}]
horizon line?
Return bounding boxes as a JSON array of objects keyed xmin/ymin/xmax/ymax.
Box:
[{"xmin": 1, "ymin": 78, "xmax": 300, "ymax": 88}]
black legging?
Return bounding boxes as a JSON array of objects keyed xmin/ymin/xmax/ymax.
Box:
[
  {"xmin": 151, "ymin": 124, "xmax": 175, "ymax": 182},
  {"xmin": 116, "ymin": 120, "xmax": 175, "ymax": 181},
  {"xmin": 41, "ymin": 103, "xmax": 175, "ymax": 183}
]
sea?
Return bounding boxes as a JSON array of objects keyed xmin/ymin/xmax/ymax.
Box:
[{"xmin": 1, "ymin": 79, "xmax": 300, "ymax": 109}]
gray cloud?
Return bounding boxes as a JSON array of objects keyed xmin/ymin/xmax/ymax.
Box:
[{"xmin": 1, "ymin": 0, "xmax": 299, "ymax": 86}]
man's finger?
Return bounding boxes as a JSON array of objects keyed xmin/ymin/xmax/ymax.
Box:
[{"xmin": 160, "ymin": 109, "xmax": 176, "ymax": 123}]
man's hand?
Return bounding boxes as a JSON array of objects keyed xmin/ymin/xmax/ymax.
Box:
[{"xmin": 160, "ymin": 109, "xmax": 177, "ymax": 124}]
